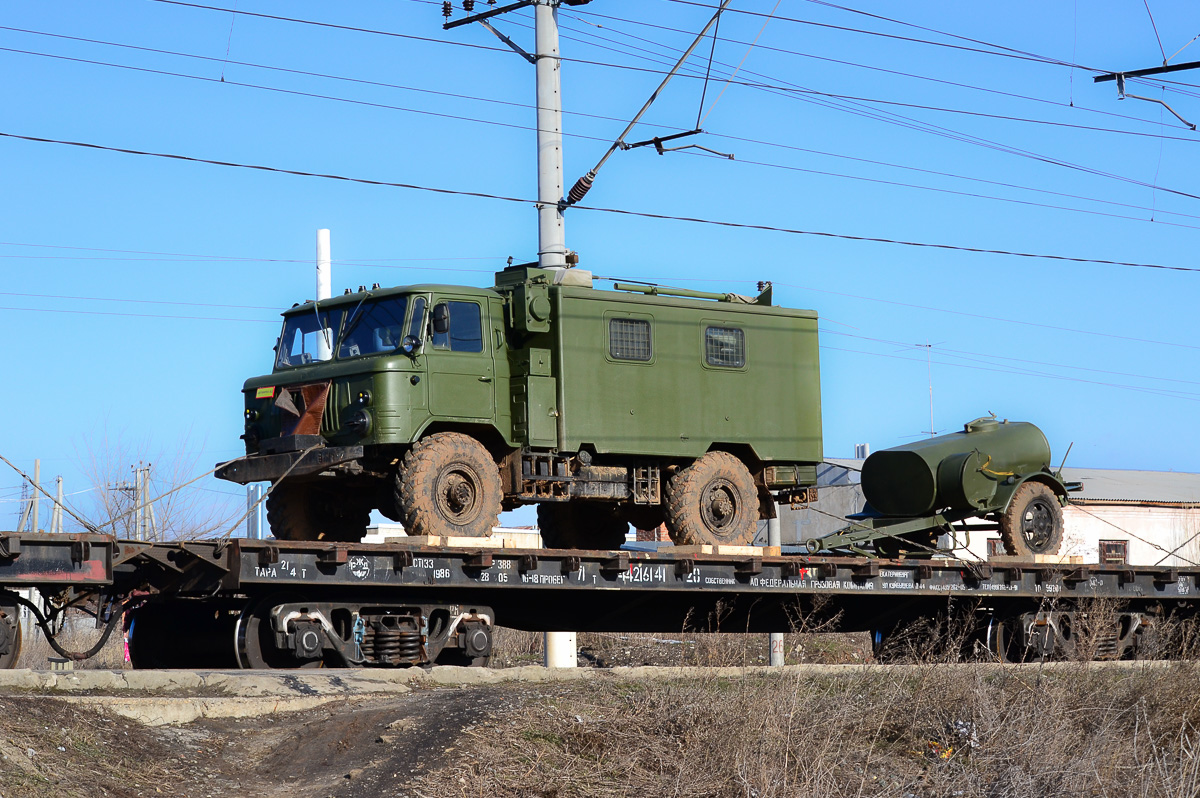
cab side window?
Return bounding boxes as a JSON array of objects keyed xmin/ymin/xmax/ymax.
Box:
[{"xmin": 431, "ymin": 300, "xmax": 484, "ymax": 352}]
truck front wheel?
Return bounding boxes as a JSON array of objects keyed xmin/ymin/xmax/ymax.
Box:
[
  {"xmin": 665, "ymin": 452, "xmax": 758, "ymax": 546},
  {"xmin": 265, "ymin": 483, "xmax": 371, "ymax": 542},
  {"xmin": 396, "ymin": 433, "xmax": 502, "ymax": 538}
]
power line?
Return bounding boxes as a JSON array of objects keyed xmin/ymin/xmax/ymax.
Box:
[
  {"xmin": 528, "ymin": 14, "xmax": 1200, "ymax": 204},
  {"xmin": 558, "ymin": 10, "xmax": 1180, "ymax": 132},
  {"xmin": 0, "ymin": 305, "xmax": 276, "ymax": 323},
  {"xmin": 0, "ymin": 291, "xmax": 277, "ymax": 310},
  {"xmin": 0, "ymin": 240, "xmax": 500, "ymax": 264},
  {"xmin": 16, "ymin": 20, "xmax": 1198, "ymax": 211},
  {"xmin": 821, "ymin": 329, "xmax": 1200, "ymax": 396},
  {"xmin": 659, "ymin": 0, "xmax": 1100, "ymax": 70},
  {"xmin": 774, "ymin": 281, "xmax": 1200, "ymax": 351},
  {"xmin": 0, "ymin": 25, "xmax": 644, "ymax": 129},
  {"xmin": 820, "ymin": 344, "xmax": 1200, "ymax": 402},
  {"xmin": 14, "ymin": 40, "xmax": 1196, "ymax": 231},
  {"xmin": 4, "ymin": 129, "xmax": 1198, "ymax": 274}
]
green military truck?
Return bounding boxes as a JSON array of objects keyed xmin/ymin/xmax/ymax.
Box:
[{"xmin": 216, "ymin": 264, "xmax": 823, "ymax": 547}]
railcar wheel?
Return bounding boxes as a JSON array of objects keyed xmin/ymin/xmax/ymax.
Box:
[
  {"xmin": 0, "ymin": 599, "xmax": 21, "ymax": 669},
  {"xmin": 396, "ymin": 433, "xmax": 502, "ymax": 538},
  {"xmin": 235, "ymin": 594, "xmax": 325, "ymax": 670},
  {"xmin": 128, "ymin": 600, "xmax": 242, "ymax": 669},
  {"xmin": 265, "ymin": 483, "xmax": 371, "ymax": 542},
  {"xmin": 999, "ymin": 482, "xmax": 1064, "ymax": 557},
  {"xmin": 665, "ymin": 452, "xmax": 758, "ymax": 546},
  {"xmin": 537, "ymin": 502, "xmax": 629, "ymax": 550},
  {"xmin": 983, "ymin": 614, "xmax": 1023, "ymax": 663}
]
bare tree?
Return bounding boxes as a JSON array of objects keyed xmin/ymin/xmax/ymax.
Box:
[{"xmin": 72, "ymin": 427, "xmax": 241, "ymax": 541}]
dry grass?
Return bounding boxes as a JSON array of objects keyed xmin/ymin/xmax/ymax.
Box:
[
  {"xmin": 14, "ymin": 612, "xmax": 127, "ymax": 670},
  {"xmin": 415, "ymin": 663, "xmax": 1200, "ymax": 798}
]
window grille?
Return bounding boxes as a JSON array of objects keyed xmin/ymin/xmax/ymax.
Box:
[
  {"xmin": 1100, "ymin": 540, "xmax": 1128, "ymax": 565},
  {"xmin": 609, "ymin": 318, "xmax": 652, "ymax": 361},
  {"xmin": 704, "ymin": 326, "xmax": 745, "ymax": 368}
]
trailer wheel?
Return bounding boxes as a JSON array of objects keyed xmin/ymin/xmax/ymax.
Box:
[
  {"xmin": 537, "ymin": 502, "xmax": 628, "ymax": 550},
  {"xmin": 265, "ymin": 483, "xmax": 371, "ymax": 542},
  {"xmin": 665, "ymin": 452, "xmax": 757, "ymax": 546},
  {"xmin": 0, "ymin": 600, "xmax": 21, "ymax": 669},
  {"xmin": 397, "ymin": 433, "xmax": 502, "ymax": 538},
  {"xmin": 1000, "ymin": 482, "xmax": 1064, "ymax": 557}
]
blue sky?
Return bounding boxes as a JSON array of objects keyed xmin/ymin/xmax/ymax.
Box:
[{"xmin": 2, "ymin": 0, "xmax": 1197, "ymax": 532}]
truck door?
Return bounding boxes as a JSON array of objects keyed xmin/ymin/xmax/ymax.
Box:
[{"xmin": 426, "ymin": 298, "xmax": 496, "ymax": 420}]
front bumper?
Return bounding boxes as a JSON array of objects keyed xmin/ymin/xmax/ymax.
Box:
[{"xmin": 216, "ymin": 440, "xmax": 365, "ymax": 484}]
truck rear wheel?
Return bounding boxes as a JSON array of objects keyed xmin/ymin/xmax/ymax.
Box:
[
  {"xmin": 537, "ymin": 502, "xmax": 628, "ymax": 550},
  {"xmin": 265, "ymin": 483, "xmax": 371, "ymax": 542},
  {"xmin": 999, "ymin": 481, "xmax": 1064, "ymax": 557},
  {"xmin": 397, "ymin": 433, "xmax": 502, "ymax": 538},
  {"xmin": 665, "ymin": 452, "xmax": 757, "ymax": 546}
]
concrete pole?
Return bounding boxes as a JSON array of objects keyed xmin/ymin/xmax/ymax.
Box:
[
  {"xmin": 31, "ymin": 460, "xmax": 39, "ymax": 534},
  {"xmin": 534, "ymin": 0, "xmax": 567, "ymax": 269},
  {"xmin": 315, "ymin": 228, "xmax": 333, "ymax": 361},
  {"xmin": 51, "ymin": 476, "xmax": 63, "ymax": 534},
  {"xmin": 316, "ymin": 229, "xmax": 332, "ymax": 301},
  {"xmin": 768, "ymin": 515, "xmax": 784, "ymax": 666},
  {"xmin": 544, "ymin": 631, "xmax": 577, "ymax": 668},
  {"xmin": 134, "ymin": 467, "xmax": 144, "ymax": 541}
]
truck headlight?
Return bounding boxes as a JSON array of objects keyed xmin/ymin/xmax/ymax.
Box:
[
  {"xmin": 244, "ymin": 408, "xmax": 260, "ymax": 422},
  {"xmin": 356, "ymin": 390, "xmax": 372, "ymax": 407},
  {"xmin": 347, "ymin": 409, "xmax": 372, "ymax": 436}
]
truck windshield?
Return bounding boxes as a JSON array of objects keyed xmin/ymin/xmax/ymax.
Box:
[
  {"xmin": 276, "ymin": 306, "xmax": 345, "ymax": 368},
  {"xmin": 337, "ymin": 296, "xmax": 409, "ymax": 359}
]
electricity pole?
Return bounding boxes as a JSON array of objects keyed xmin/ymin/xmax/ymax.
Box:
[{"xmin": 445, "ymin": 0, "xmax": 574, "ymax": 269}]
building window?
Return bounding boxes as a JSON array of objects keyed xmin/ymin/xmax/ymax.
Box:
[
  {"xmin": 1100, "ymin": 540, "xmax": 1128, "ymax": 565},
  {"xmin": 986, "ymin": 538, "xmax": 1006, "ymax": 559},
  {"xmin": 609, "ymin": 318, "xmax": 652, "ymax": 361},
  {"xmin": 704, "ymin": 326, "xmax": 745, "ymax": 368}
]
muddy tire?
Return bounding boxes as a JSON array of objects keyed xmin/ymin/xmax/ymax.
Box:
[
  {"xmin": 664, "ymin": 452, "xmax": 758, "ymax": 546},
  {"xmin": 396, "ymin": 433, "xmax": 502, "ymax": 538},
  {"xmin": 537, "ymin": 502, "xmax": 628, "ymax": 550},
  {"xmin": 265, "ymin": 483, "xmax": 371, "ymax": 542},
  {"xmin": 999, "ymin": 481, "xmax": 1064, "ymax": 557}
]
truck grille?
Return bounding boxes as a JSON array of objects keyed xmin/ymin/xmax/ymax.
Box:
[{"xmin": 321, "ymin": 382, "xmax": 341, "ymax": 435}]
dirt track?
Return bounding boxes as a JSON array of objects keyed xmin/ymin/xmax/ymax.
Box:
[{"xmin": 3, "ymin": 662, "xmax": 1197, "ymax": 798}]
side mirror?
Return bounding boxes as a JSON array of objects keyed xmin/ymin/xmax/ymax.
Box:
[
  {"xmin": 401, "ymin": 335, "xmax": 422, "ymax": 355},
  {"xmin": 432, "ymin": 303, "xmax": 450, "ymax": 335}
]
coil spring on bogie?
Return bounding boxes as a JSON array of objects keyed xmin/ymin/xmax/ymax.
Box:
[{"xmin": 367, "ymin": 616, "xmax": 422, "ymax": 665}]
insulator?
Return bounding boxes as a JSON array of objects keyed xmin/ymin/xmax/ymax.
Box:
[
  {"xmin": 567, "ymin": 172, "xmax": 594, "ymax": 205},
  {"xmin": 442, "ymin": 1, "xmax": 452, "ymax": 17},
  {"xmin": 463, "ymin": 0, "xmax": 475, "ymax": 10}
]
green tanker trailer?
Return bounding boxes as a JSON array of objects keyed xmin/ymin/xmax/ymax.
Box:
[{"xmin": 810, "ymin": 416, "xmax": 1073, "ymax": 558}]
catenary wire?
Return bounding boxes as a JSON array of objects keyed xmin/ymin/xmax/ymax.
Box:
[
  {"xmin": 3, "ymin": 129, "xmax": 1198, "ymax": 275},
  {"xmin": 558, "ymin": 10, "xmax": 1184, "ymax": 131},
  {"xmin": 13, "ymin": 24, "xmax": 1198, "ymax": 210},
  {"xmin": 17, "ymin": 23, "xmax": 1195, "ymax": 226},
  {"xmin": 13, "ymin": 46, "xmax": 1200, "ymax": 233}
]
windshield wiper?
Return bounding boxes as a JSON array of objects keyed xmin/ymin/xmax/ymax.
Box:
[{"xmin": 336, "ymin": 296, "xmax": 370, "ymax": 351}]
